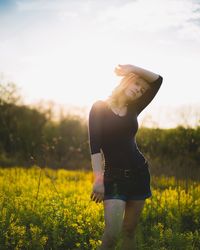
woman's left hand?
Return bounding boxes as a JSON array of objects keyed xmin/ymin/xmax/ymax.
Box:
[{"xmin": 114, "ymin": 64, "xmax": 135, "ymax": 76}]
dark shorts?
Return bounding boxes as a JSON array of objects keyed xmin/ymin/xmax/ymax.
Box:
[{"xmin": 103, "ymin": 161, "xmax": 152, "ymax": 201}]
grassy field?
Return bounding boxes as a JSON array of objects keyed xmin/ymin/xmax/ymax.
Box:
[{"xmin": 0, "ymin": 166, "xmax": 199, "ymax": 250}]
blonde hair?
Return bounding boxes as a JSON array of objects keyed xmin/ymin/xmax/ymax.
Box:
[{"xmin": 106, "ymin": 73, "xmax": 148, "ymax": 107}]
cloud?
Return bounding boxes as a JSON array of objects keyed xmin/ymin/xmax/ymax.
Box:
[
  {"xmin": 15, "ymin": 0, "xmax": 133, "ymax": 12},
  {"xmin": 95, "ymin": 0, "xmax": 200, "ymax": 41},
  {"xmin": 1, "ymin": 0, "xmax": 200, "ymax": 111},
  {"xmin": 16, "ymin": 0, "xmax": 68, "ymax": 11},
  {"xmin": 13, "ymin": 0, "xmax": 200, "ymax": 43}
]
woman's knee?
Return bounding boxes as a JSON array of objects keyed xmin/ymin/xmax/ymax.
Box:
[
  {"xmin": 121, "ymin": 226, "xmax": 136, "ymax": 239},
  {"xmin": 103, "ymin": 227, "xmax": 120, "ymax": 245},
  {"xmin": 121, "ymin": 220, "xmax": 139, "ymax": 239}
]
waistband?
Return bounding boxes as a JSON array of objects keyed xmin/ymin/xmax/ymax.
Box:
[
  {"xmin": 104, "ymin": 167, "xmax": 140, "ymax": 178},
  {"xmin": 104, "ymin": 161, "xmax": 149, "ymax": 178}
]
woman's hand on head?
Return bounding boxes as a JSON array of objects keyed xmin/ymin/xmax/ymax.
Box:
[{"xmin": 114, "ymin": 64, "xmax": 135, "ymax": 76}]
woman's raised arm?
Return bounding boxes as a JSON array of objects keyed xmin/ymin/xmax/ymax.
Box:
[
  {"xmin": 115, "ymin": 64, "xmax": 160, "ymax": 83},
  {"xmin": 116, "ymin": 64, "xmax": 163, "ymax": 115}
]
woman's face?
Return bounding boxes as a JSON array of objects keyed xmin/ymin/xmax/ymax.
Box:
[{"xmin": 124, "ymin": 80, "xmax": 150, "ymax": 101}]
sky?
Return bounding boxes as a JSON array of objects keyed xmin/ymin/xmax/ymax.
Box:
[{"xmin": 0, "ymin": 0, "xmax": 200, "ymax": 127}]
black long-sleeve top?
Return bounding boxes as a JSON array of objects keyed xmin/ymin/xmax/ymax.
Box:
[{"xmin": 88, "ymin": 75, "xmax": 163, "ymax": 170}]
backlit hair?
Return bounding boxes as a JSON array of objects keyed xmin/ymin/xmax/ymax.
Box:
[{"xmin": 106, "ymin": 72, "xmax": 148, "ymax": 107}]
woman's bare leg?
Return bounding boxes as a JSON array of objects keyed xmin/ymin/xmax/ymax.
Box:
[
  {"xmin": 97, "ymin": 199, "xmax": 126, "ymax": 250},
  {"xmin": 120, "ymin": 200, "xmax": 145, "ymax": 250}
]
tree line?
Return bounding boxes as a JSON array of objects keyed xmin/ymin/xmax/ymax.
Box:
[{"xmin": 0, "ymin": 82, "xmax": 199, "ymax": 180}]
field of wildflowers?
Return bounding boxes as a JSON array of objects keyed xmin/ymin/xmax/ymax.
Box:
[{"xmin": 0, "ymin": 166, "xmax": 199, "ymax": 250}]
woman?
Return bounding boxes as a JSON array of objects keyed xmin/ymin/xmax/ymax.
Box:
[{"xmin": 88, "ymin": 64, "xmax": 163, "ymax": 250}]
